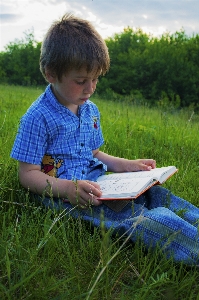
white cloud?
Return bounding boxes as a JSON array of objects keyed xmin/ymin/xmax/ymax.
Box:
[{"xmin": 0, "ymin": 0, "xmax": 199, "ymax": 51}]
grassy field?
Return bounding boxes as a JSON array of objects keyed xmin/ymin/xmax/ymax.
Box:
[{"xmin": 0, "ymin": 84, "xmax": 199, "ymax": 299}]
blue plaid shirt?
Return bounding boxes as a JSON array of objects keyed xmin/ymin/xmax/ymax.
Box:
[{"xmin": 11, "ymin": 85, "xmax": 107, "ymax": 180}]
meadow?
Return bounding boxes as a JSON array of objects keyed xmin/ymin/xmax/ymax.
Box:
[{"xmin": 0, "ymin": 84, "xmax": 199, "ymax": 299}]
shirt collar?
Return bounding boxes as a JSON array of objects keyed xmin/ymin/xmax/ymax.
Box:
[{"xmin": 45, "ymin": 84, "xmax": 89, "ymax": 116}]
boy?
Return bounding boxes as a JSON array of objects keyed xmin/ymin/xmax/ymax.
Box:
[{"xmin": 11, "ymin": 13, "xmax": 199, "ymax": 265}]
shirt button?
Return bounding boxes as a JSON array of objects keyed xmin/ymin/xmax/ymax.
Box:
[
  {"xmin": 81, "ymin": 143, "xmax": 84, "ymax": 147},
  {"xmin": 82, "ymin": 170, "xmax": 85, "ymax": 174}
]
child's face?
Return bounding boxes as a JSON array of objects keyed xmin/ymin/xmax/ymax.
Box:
[{"xmin": 48, "ymin": 67, "xmax": 100, "ymax": 112}]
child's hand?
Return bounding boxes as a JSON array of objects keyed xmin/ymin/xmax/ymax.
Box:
[
  {"xmin": 127, "ymin": 159, "xmax": 156, "ymax": 172},
  {"xmin": 64, "ymin": 180, "xmax": 102, "ymax": 209}
]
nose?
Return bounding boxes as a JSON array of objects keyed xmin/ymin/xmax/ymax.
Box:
[{"xmin": 84, "ymin": 80, "xmax": 96, "ymax": 94}]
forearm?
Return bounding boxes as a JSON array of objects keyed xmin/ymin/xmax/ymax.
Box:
[
  {"xmin": 94, "ymin": 151, "xmax": 156, "ymax": 172},
  {"xmin": 18, "ymin": 161, "xmax": 102, "ymax": 206},
  {"xmin": 94, "ymin": 151, "xmax": 133, "ymax": 172},
  {"xmin": 19, "ymin": 168, "xmax": 71, "ymax": 198}
]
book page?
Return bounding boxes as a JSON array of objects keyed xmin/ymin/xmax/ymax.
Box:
[
  {"xmin": 99, "ymin": 177, "xmax": 156, "ymax": 198},
  {"xmin": 154, "ymin": 166, "xmax": 177, "ymax": 183},
  {"xmin": 97, "ymin": 166, "xmax": 177, "ymax": 183}
]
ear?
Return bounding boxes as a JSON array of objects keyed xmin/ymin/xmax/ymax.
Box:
[{"xmin": 45, "ymin": 68, "xmax": 57, "ymax": 83}]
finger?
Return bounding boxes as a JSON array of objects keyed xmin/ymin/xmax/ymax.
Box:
[
  {"xmin": 88, "ymin": 196, "xmax": 94, "ymax": 206},
  {"xmin": 74, "ymin": 191, "xmax": 94, "ymax": 208},
  {"xmin": 88, "ymin": 189, "xmax": 102, "ymax": 206},
  {"xmin": 87, "ymin": 181, "xmax": 101, "ymax": 190},
  {"xmin": 79, "ymin": 198, "xmax": 94, "ymax": 209},
  {"xmin": 151, "ymin": 160, "xmax": 156, "ymax": 168},
  {"xmin": 82, "ymin": 192, "xmax": 102, "ymax": 207},
  {"xmin": 70, "ymin": 196, "xmax": 88, "ymax": 208},
  {"xmin": 146, "ymin": 160, "xmax": 156, "ymax": 169},
  {"xmin": 144, "ymin": 159, "xmax": 156, "ymax": 170},
  {"xmin": 86, "ymin": 183, "xmax": 102, "ymax": 197}
]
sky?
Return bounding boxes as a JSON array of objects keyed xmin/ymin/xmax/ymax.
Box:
[{"xmin": 1, "ymin": 0, "xmax": 199, "ymax": 51}]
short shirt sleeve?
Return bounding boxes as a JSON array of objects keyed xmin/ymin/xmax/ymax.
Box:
[{"xmin": 11, "ymin": 113, "xmax": 48, "ymax": 165}]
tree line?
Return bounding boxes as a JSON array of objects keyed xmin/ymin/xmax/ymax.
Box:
[{"xmin": 0, "ymin": 28, "xmax": 199, "ymax": 108}]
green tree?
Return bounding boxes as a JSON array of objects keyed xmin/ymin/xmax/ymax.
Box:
[
  {"xmin": 1, "ymin": 27, "xmax": 199, "ymax": 108},
  {"xmin": 97, "ymin": 28, "xmax": 199, "ymax": 108},
  {"xmin": 0, "ymin": 30, "xmax": 45, "ymax": 85}
]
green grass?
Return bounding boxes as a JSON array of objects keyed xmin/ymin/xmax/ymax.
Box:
[{"xmin": 0, "ymin": 84, "xmax": 199, "ymax": 299}]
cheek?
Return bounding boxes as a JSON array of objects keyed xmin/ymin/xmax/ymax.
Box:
[
  {"xmin": 71, "ymin": 86, "xmax": 82, "ymax": 96},
  {"xmin": 66, "ymin": 83, "xmax": 82, "ymax": 97}
]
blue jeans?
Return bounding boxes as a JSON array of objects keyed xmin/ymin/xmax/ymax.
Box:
[{"xmin": 35, "ymin": 167, "xmax": 199, "ymax": 265}]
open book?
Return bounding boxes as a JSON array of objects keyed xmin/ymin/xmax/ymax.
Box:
[{"xmin": 97, "ymin": 166, "xmax": 178, "ymax": 200}]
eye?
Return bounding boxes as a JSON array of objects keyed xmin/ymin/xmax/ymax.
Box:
[
  {"xmin": 76, "ymin": 80, "xmax": 86, "ymax": 85},
  {"xmin": 75, "ymin": 78, "xmax": 98, "ymax": 85}
]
